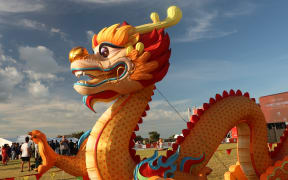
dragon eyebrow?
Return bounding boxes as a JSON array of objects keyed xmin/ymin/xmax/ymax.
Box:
[{"xmin": 99, "ymin": 42, "xmax": 124, "ymax": 52}]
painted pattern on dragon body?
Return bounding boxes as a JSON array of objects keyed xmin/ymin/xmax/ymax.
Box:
[{"xmin": 29, "ymin": 6, "xmax": 288, "ymax": 180}]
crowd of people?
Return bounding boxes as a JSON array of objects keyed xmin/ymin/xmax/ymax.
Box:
[
  {"xmin": 0, "ymin": 136, "xmax": 79, "ymax": 172},
  {"xmin": 47, "ymin": 136, "xmax": 79, "ymax": 155}
]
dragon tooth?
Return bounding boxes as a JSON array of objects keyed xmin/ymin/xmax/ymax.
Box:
[{"xmin": 75, "ymin": 71, "xmax": 85, "ymax": 78}]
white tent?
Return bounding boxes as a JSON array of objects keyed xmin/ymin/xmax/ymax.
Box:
[
  {"xmin": 0, "ymin": 138, "xmax": 13, "ymax": 146},
  {"xmin": 174, "ymin": 134, "xmax": 183, "ymax": 139},
  {"xmin": 14, "ymin": 135, "xmax": 32, "ymax": 144}
]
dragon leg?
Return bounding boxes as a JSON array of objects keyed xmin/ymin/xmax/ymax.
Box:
[{"xmin": 29, "ymin": 130, "xmax": 88, "ymax": 178}]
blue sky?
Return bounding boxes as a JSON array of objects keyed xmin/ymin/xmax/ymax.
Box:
[{"xmin": 0, "ymin": 0, "xmax": 288, "ymax": 138}]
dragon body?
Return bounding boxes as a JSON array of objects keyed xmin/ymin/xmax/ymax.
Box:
[{"xmin": 29, "ymin": 6, "xmax": 288, "ymax": 180}]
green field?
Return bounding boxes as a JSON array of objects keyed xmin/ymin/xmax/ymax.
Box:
[{"xmin": 0, "ymin": 143, "xmax": 237, "ymax": 180}]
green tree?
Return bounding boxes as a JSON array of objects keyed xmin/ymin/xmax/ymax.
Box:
[
  {"xmin": 57, "ymin": 131, "xmax": 85, "ymax": 139},
  {"xmin": 71, "ymin": 131, "xmax": 84, "ymax": 139},
  {"xmin": 148, "ymin": 131, "xmax": 160, "ymax": 143},
  {"xmin": 135, "ymin": 135, "xmax": 143, "ymax": 143}
]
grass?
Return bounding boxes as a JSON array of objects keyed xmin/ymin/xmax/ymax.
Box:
[{"xmin": 0, "ymin": 143, "xmax": 237, "ymax": 180}]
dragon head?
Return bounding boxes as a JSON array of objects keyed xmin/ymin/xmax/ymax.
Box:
[{"xmin": 69, "ymin": 6, "xmax": 182, "ymax": 111}]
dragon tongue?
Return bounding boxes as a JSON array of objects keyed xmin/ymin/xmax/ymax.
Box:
[{"xmin": 83, "ymin": 91, "xmax": 119, "ymax": 112}]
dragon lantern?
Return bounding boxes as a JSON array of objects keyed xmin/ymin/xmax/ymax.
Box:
[{"xmin": 29, "ymin": 6, "xmax": 288, "ymax": 180}]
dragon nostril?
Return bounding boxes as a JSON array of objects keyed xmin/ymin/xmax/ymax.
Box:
[{"xmin": 69, "ymin": 46, "xmax": 89, "ymax": 63}]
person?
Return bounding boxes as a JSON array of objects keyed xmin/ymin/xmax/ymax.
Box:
[
  {"xmin": 68, "ymin": 140, "xmax": 74, "ymax": 155},
  {"xmin": 20, "ymin": 137, "xmax": 31, "ymax": 172},
  {"xmin": 158, "ymin": 138, "xmax": 164, "ymax": 150},
  {"xmin": 16, "ymin": 143, "xmax": 21, "ymax": 159},
  {"xmin": 60, "ymin": 136, "xmax": 69, "ymax": 155},
  {"xmin": 55, "ymin": 140, "xmax": 60, "ymax": 154},
  {"xmin": 11, "ymin": 143, "xmax": 16, "ymax": 160},
  {"xmin": 34, "ymin": 143, "xmax": 39, "ymax": 159},
  {"xmin": 2, "ymin": 144, "xmax": 8, "ymax": 165},
  {"xmin": 50, "ymin": 140, "xmax": 56, "ymax": 151}
]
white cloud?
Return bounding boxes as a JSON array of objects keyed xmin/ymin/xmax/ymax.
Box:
[
  {"xmin": 70, "ymin": 0, "xmax": 132, "ymax": 4},
  {"xmin": 51, "ymin": 28, "xmax": 60, "ymax": 33},
  {"xmin": 50, "ymin": 27, "xmax": 68, "ymax": 42},
  {"xmin": 137, "ymin": 101, "xmax": 188, "ymax": 138},
  {"xmin": 176, "ymin": 11, "xmax": 237, "ymax": 42},
  {"xmin": 0, "ymin": 42, "xmax": 17, "ymax": 64},
  {"xmin": 86, "ymin": 30, "xmax": 94, "ymax": 42},
  {"xmin": 0, "ymin": 97, "xmax": 111, "ymax": 138},
  {"xmin": 17, "ymin": 19, "xmax": 46, "ymax": 30},
  {"xmin": 24, "ymin": 70, "xmax": 63, "ymax": 82},
  {"xmin": 0, "ymin": 66, "xmax": 23, "ymax": 101},
  {"xmin": 0, "ymin": 93, "xmax": 189, "ymax": 138},
  {"xmin": 223, "ymin": 2, "xmax": 256, "ymax": 18},
  {"xmin": 0, "ymin": 0, "xmax": 44, "ymax": 13},
  {"xmin": 0, "ymin": 18, "xmax": 68, "ymax": 42},
  {"xmin": 28, "ymin": 81, "xmax": 49, "ymax": 97},
  {"xmin": 176, "ymin": 1, "xmax": 255, "ymax": 42},
  {"xmin": 16, "ymin": 19, "xmax": 68, "ymax": 40},
  {"xmin": 19, "ymin": 46, "xmax": 60, "ymax": 74}
]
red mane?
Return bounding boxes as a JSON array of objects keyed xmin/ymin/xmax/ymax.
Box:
[{"xmin": 138, "ymin": 28, "xmax": 171, "ymax": 87}]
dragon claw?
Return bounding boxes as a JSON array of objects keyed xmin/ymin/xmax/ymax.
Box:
[{"xmin": 29, "ymin": 130, "xmax": 57, "ymax": 176}]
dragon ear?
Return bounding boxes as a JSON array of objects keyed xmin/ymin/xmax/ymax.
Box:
[{"xmin": 92, "ymin": 34, "xmax": 98, "ymax": 49}]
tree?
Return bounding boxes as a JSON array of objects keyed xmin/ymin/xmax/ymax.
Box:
[
  {"xmin": 166, "ymin": 134, "xmax": 176, "ymax": 142},
  {"xmin": 71, "ymin": 131, "xmax": 84, "ymax": 139},
  {"xmin": 135, "ymin": 135, "xmax": 143, "ymax": 143},
  {"xmin": 57, "ymin": 131, "xmax": 84, "ymax": 139},
  {"xmin": 148, "ymin": 131, "xmax": 160, "ymax": 143}
]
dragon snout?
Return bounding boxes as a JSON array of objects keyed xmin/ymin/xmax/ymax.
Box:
[{"xmin": 69, "ymin": 46, "xmax": 89, "ymax": 63}]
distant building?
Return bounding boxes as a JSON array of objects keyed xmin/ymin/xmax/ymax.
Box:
[{"xmin": 259, "ymin": 92, "xmax": 288, "ymax": 142}]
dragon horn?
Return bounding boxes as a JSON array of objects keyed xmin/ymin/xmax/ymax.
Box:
[{"xmin": 131, "ymin": 6, "xmax": 182, "ymax": 35}]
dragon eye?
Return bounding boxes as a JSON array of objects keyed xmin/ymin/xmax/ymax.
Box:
[{"xmin": 100, "ymin": 46, "xmax": 109, "ymax": 58}]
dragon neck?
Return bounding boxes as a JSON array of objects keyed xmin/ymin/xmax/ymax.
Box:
[{"xmin": 85, "ymin": 85, "xmax": 155, "ymax": 180}]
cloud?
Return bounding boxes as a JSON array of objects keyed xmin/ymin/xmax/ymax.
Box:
[
  {"xmin": 69, "ymin": 0, "xmax": 132, "ymax": 4},
  {"xmin": 138, "ymin": 100, "xmax": 189, "ymax": 138},
  {"xmin": 0, "ymin": 66, "xmax": 23, "ymax": 101},
  {"xmin": 24, "ymin": 70, "xmax": 63, "ymax": 82},
  {"xmin": 0, "ymin": 18, "xmax": 69, "ymax": 43},
  {"xmin": 50, "ymin": 27, "xmax": 69, "ymax": 42},
  {"xmin": 0, "ymin": 0, "xmax": 44, "ymax": 13},
  {"xmin": 176, "ymin": 11, "xmax": 237, "ymax": 42},
  {"xmin": 28, "ymin": 81, "xmax": 49, "ymax": 97},
  {"xmin": 17, "ymin": 19, "xmax": 46, "ymax": 30},
  {"xmin": 16, "ymin": 19, "xmax": 68, "ymax": 40},
  {"xmin": 223, "ymin": 2, "xmax": 256, "ymax": 18},
  {"xmin": 0, "ymin": 97, "xmax": 111, "ymax": 138},
  {"xmin": 86, "ymin": 30, "xmax": 94, "ymax": 42},
  {"xmin": 176, "ymin": 1, "xmax": 255, "ymax": 42},
  {"xmin": 19, "ymin": 46, "xmax": 60, "ymax": 74},
  {"xmin": 0, "ymin": 92, "xmax": 189, "ymax": 138}
]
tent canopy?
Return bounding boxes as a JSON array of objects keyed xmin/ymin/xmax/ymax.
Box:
[{"xmin": 0, "ymin": 138, "xmax": 13, "ymax": 147}]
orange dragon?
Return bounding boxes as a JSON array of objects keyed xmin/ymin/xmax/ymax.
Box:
[{"xmin": 29, "ymin": 6, "xmax": 288, "ymax": 180}]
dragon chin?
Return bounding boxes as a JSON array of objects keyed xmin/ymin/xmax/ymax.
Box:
[{"xmin": 82, "ymin": 90, "xmax": 119, "ymax": 112}]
